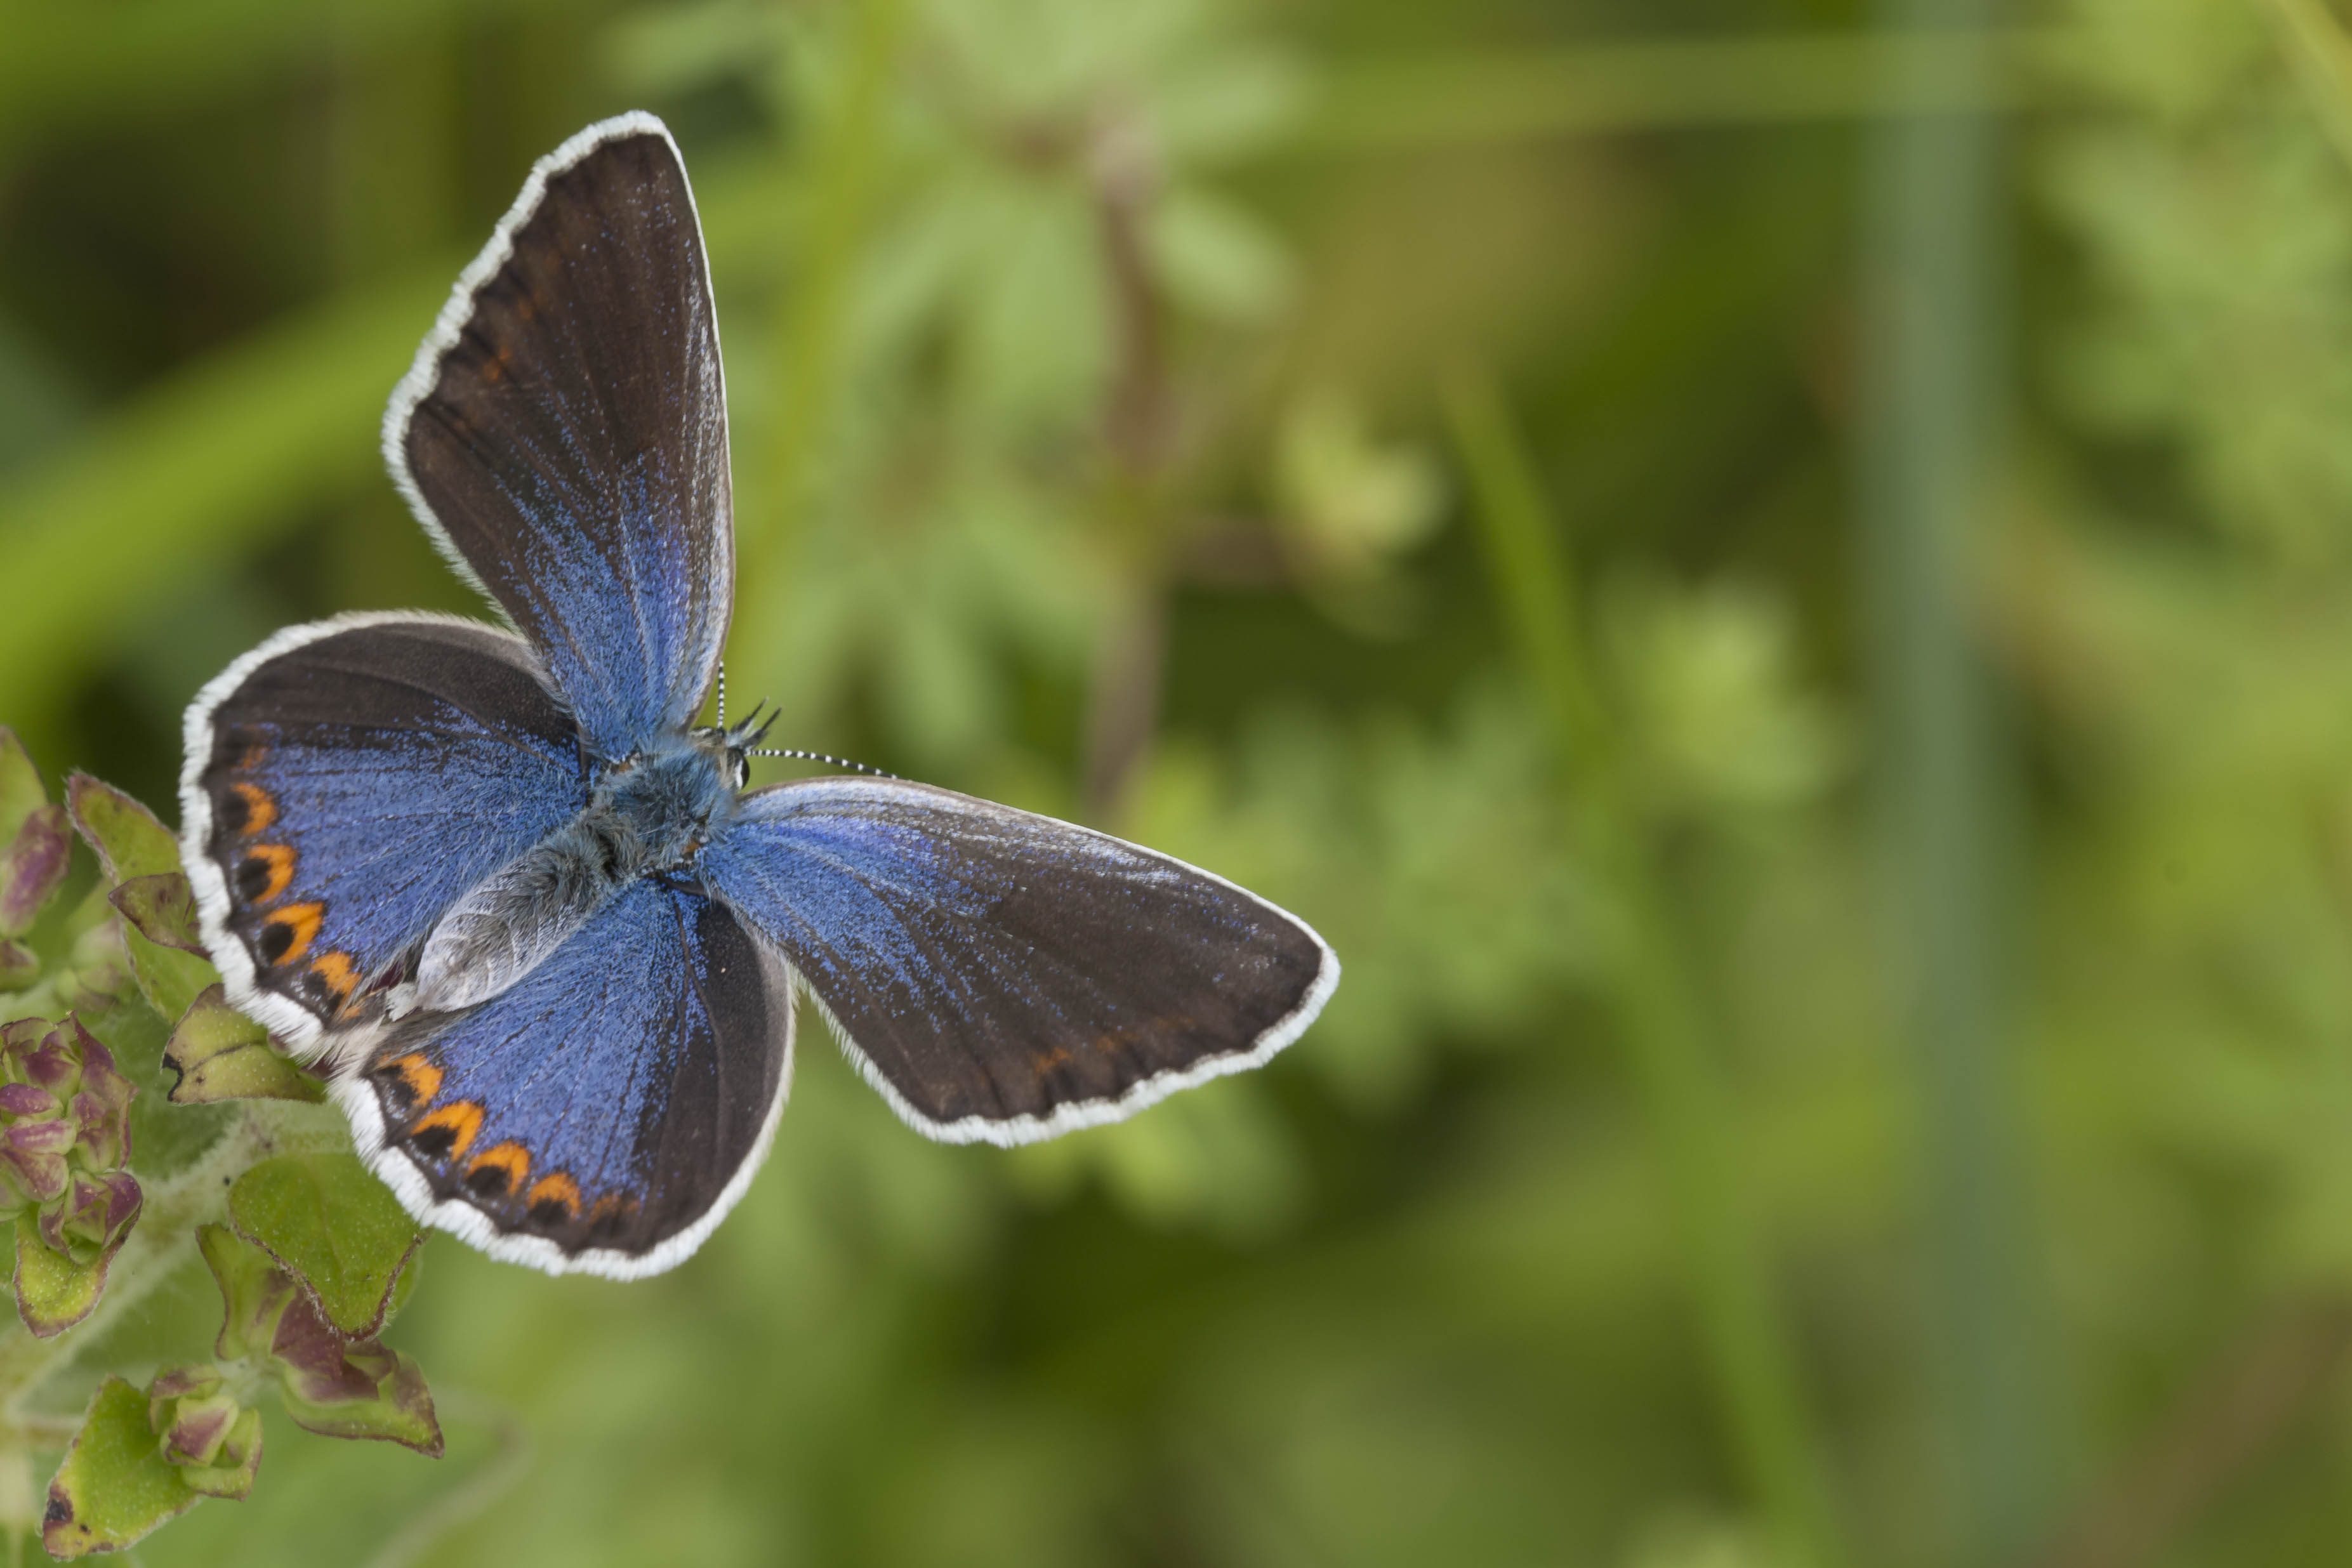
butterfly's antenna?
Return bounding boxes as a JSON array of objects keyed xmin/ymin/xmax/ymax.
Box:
[
  {"xmin": 748, "ymin": 748, "xmax": 901, "ymax": 781},
  {"xmin": 715, "ymin": 663, "xmax": 727, "ymax": 727}
]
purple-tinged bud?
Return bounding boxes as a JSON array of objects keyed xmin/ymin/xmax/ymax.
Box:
[
  {"xmin": 0, "ymin": 805, "xmax": 70, "ymax": 939},
  {"xmin": 0, "ymin": 1084, "xmax": 56, "ymax": 1119},
  {"xmin": 146, "ymin": 1364, "xmax": 262, "ymax": 1499},
  {"xmin": 17, "ymin": 1038, "xmax": 74, "ymax": 1097},
  {"xmin": 39, "ymin": 1171, "xmax": 142, "ymax": 1265},
  {"xmin": 6, "ymin": 1119, "xmax": 73, "ymax": 1156}
]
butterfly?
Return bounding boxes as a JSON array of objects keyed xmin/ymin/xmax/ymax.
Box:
[{"xmin": 175, "ymin": 113, "xmax": 1338, "ymax": 1279}]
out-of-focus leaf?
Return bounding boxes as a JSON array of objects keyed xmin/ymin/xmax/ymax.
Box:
[
  {"xmin": 41, "ymin": 1377, "xmax": 205, "ymax": 1559},
  {"xmin": 1148, "ymin": 183, "xmax": 1293, "ymax": 322},
  {"xmin": 14, "ymin": 1211, "xmax": 108, "ymax": 1338},
  {"xmin": 0, "ymin": 728, "xmax": 44, "ymax": 849},
  {"xmin": 1275, "ymin": 388, "xmax": 1445, "ymax": 578},
  {"xmin": 228, "ymin": 1154, "xmax": 421, "ymax": 1340},
  {"xmin": 1, "ymin": 803, "xmax": 70, "ymax": 937},
  {"xmin": 165, "ymin": 985, "xmax": 324, "ymax": 1105}
]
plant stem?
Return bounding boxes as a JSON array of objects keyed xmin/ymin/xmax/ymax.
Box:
[
  {"xmin": 1856, "ymin": 2, "xmax": 2062, "ymax": 1560},
  {"xmin": 1444, "ymin": 368, "xmax": 1846, "ymax": 1568}
]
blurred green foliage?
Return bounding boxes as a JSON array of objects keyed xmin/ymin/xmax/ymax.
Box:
[{"xmin": 13, "ymin": 0, "xmax": 2352, "ymax": 1563}]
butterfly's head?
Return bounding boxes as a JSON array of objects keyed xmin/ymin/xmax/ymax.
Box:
[{"xmin": 701, "ymin": 703, "xmax": 777, "ymax": 792}]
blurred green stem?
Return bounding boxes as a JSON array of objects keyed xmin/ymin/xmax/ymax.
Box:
[
  {"xmin": 1444, "ymin": 369, "xmax": 1846, "ymax": 1568},
  {"xmin": 1085, "ymin": 112, "xmax": 1177, "ymax": 823},
  {"xmin": 2267, "ymin": 0, "xmax": 2352, "ymax": 170},
  {"xmin": 1857, "ymin": 1, "xmax": 2062, "ymax": 1562}
]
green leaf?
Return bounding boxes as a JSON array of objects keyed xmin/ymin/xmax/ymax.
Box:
[
  {"xmin": 228, "ymin": 1154, "xmax": 420, "ymax": 1339},
  {"xmin": 41, "ymin": 1376, "xmax": 205, "ymax": 1559},
  {"xmin": 198, "ymin": 1223, "xmax": 296, "ymax": 1362},
  {"xmin": 63, "ymin": 778, "xmax": 213, "ymax": 1018},
  {"xmin": 111, "ymin": 923, "xmax": 215, "ymax": 1027},
  {"xmin": 0, "ymin": 727, "xmax": 44, "ymax": 852},
  {"xmin": 164, "ymin": 986, "xmax": 324, "ymax": 1105},
  {"xmin": 63, "ymin": 776, "xmax": 180, "ymax": 885},
  {"xmin": 271, "ymin": 1293, "xmax": 441, "ymax": 1456},
  {"xmin": 108, "ymin": 873, "xmax": 202, "ymax": 954},
  {"xmin": 14, "ymin": 1210, "xmax": 108, "ymax": 1338}
]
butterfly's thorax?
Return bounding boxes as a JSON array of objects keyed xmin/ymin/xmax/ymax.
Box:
[
  {"xmin": 587, "ymin": 736, "xmax": 742, "ymax": 871},
  {"xmin": 407, "ymin": 735, "xmax": 741, "ymax": 1014}
]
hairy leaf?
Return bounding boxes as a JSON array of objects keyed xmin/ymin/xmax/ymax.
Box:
[
  {"xmin": 270, "ymin": 1291, "xmax": 442, "ymax": 1454},
  {"xmin": 108, "ymin": 872, "xmax": 203, "ymax": 954},
  {"xmin": 164, "ymin": 985, "xmax": 323, "ymax": 1105},
  {"xmin": 41, "ymin": 1376, "xmax": 206, "ymax": 1558},
  {"xmin": 63, "ymin": 776, "xmax": 179, "ymax": 885},
  {"xmin": 228, "ymin": 1154, "xmax": 421, "ymax": 1339},
  {"xmin": 14, "ymin": 1208, "xmax": 107, "ymax": 1337}
]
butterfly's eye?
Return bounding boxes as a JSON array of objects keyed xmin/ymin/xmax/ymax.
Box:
[{"xmin": 732, "ymin": 755, "xmax": 750, "ymax": 790}]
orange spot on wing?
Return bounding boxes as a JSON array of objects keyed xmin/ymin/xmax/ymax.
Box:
[
  {"xmin": 234, "ymin": 740, "xmax": 267, "ymax": 772},
  {"xmin": 307, "ymin": 949, "xmax": 357, "ymax": 1002},
  {"xmin": 466, "ymin": 1142, "xmax": 530, "ymax": 1192},
  {"xmin": 408, "ymin": 1102, "xmax": 482, "ymax": 1161},
  {"xmin": 525, "ymin": 1172, "xmax": 581, "ymax": 1221},
  {"xmin": 241, "ymin": 843, "xmax": 294, "ymax": 904},
  {"xmin": 378, "ymin": 1052, "xmax": 442, "ymax": 1107},
  {"xmin": 261, "ymin": 902, "xmax": 323, "ymax": 966},
  {"xmin": 227, "ymin": 783, "xmax": 275, "ymax": 834}
]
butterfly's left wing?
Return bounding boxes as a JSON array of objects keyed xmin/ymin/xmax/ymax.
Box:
[
  {"xmin": 698, "ymin": 779, "xmax": 1337, "ymax": 1144},
  {"xmin": 341, "ymin": 878, "xmax": 794, "ymax": 1278},
  {"xmin": 385, "ymin": 113, "xmax": 730, "ymax": 761}
]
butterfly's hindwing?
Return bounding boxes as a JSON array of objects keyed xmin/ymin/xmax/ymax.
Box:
[
  {"xmin": 386, "ymin": 114, "xmax": 732, "ymax": 761},
  {"xmin": 699, "ymin": 779, "xmax": 1338, "ymax": 1144},
  {"xmin": 344, "ymin": 880, "xmax": 793, "ymax": 1277},
  {"xmin": 180, "ymin": 613, "xmax": 585, "ymax": 1052}
]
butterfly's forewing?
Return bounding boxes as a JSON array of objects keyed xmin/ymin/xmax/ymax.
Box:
[
  {"xmin": 343, "ymin": 879, "xmax": 794, "ymax": 1277},
  {"xmin": 179, "ymin": 613, "xmax": 585, "ymax": 1053},
  {"xmin": 386, "ymin": 114, "xmax": 731, "ymax": 761},
  {"xmin": 699, "ymin": 780, "xmax": 1338, "ymax": 1143}
]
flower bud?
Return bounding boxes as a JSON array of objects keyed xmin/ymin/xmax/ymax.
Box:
[{"xmin": 0, "ymin": 1017, "xmax": 140, "ymax": 1267}]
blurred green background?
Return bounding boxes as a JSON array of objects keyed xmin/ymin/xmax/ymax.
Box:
[{"xmin": 11, "ymin": 0, "xmax": 2352, "ymax": 1564}]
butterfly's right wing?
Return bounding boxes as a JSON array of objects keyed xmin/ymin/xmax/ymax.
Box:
[{"xmin": 180, "ymin": 612, "xmax": 586, "ymax": 1054}]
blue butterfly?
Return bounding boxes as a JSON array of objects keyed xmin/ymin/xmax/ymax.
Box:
[{"xmin": 175, "ymin": 113, "xmax": 1338, "ymax": 1279}]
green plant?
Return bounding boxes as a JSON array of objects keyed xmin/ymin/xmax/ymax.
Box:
[{"xmin": 0, "ymin": 728, "xmax": 439, "ymax": 1557}]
